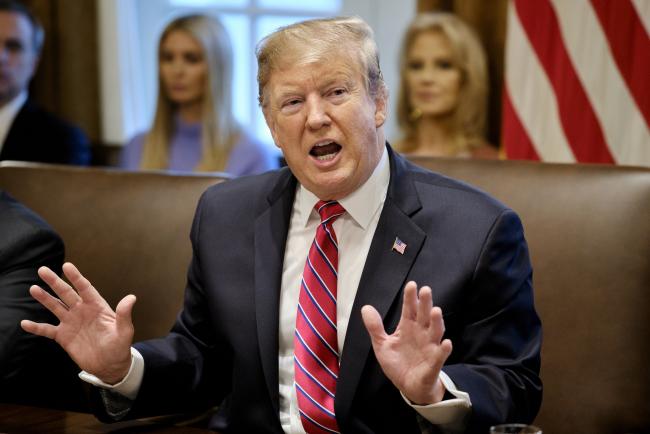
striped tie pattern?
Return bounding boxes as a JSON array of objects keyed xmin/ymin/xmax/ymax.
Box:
[{"xmin": 294, "ymin": 200, "xmax": 345, "ymax": 434}]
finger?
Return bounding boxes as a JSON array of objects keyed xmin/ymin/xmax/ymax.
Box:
[
  {"xmin": 428, "ymin": 306, "xmax": 445, "ymax": 343},
  {"xmin": 38, "ymin": 266, "xmax": 79, "ymax": 308},
  {"xmin": 417, "ymin": 286, "xmax": 433, "ymax": 328},
  {"xmin": 401, "ymin": 281, "xmax": 418, "ymax": 322},
  {"xmin": 21, "ymin": 319, "xmax": 58, "ymax": 340},
  {"xmin": 439, "ymin": 338, "xmax": 453, "ymax": 360},
  {"xmin": 62, "ymin": 262, "xmax": 102, "ymax": 303},
  {"xmin": 361, "ymin": 305, "xmax": 387, "ymax": 344},
  {"xmin": 115, "ymin": 295, "xmax": 137, "ymax": 338},
  {"xmin": 29, "ymin": 285, "xmax": 69, "ymax": 320},
  {"xmin": 431, "ymin": 339, "xmax": 454, "ymax": 376}
]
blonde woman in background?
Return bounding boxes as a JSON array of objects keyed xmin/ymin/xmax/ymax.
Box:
[
  {"xmin": 395, "ymin": 12, "xmax": 498, "ymax": 159},
  {"xmin": 120, "ymin": 15, "xmax": 278, "ymax": 174}
]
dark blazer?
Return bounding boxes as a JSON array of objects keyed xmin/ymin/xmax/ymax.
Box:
[
  {"xmin": 108, "ymin": 146, "xmax": 541, "ymax": 433},
  {"xmin": 0, "ymin": 191, "xmax": 87, "ymax": 411},
  {"xmin": 0, "ymin": 101, "xmax": 91, "ymax": 165}
]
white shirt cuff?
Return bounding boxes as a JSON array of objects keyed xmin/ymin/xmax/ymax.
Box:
[
  {"xmin": 78, "ymin": 347, "xmax": 145, "ymax": 400},
  {"xmin": 401, "ymin": 371, "xmax": 471, "ymax": 426}
]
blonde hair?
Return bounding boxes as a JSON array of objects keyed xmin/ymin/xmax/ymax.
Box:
[
  {"xmin": 396, "ymin": 12, "xmax": 488, "ymax": 152},
  {"xmin": 256, "ymin": 16, "xmax": 387, "ymax": 108},
  {"xmin": 141, "ymin": 15, "xmax": 239, "ymax": 171}
]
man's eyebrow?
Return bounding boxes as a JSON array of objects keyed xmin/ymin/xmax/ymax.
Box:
[
  {"xmin": 274, "ymin": 87, "xmax": 302, "ymax": 100},
  {"xmin": 270, "ymin": 73, "xmax": 356, "ymax": 101},
  {"xmin": 320, "ymin": 75, "xmax": 355, "ymax": 89},
  {"xmin": 5, "ymin": 37, "xmax": 25, "ymax": 46},
  {"xmin": 4, "ymin": 39, "xmax": 27, "ymax": 52}
]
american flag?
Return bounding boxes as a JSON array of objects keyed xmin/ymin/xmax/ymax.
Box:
[
  {"xmin": 392, "ymin": 237, "xmax": 407, "ymax": 255},
  {"xmin": 502, "ymin": 0, "xmax": 650, "ymax": 166}
]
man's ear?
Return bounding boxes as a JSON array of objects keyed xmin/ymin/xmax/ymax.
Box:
[
  {"xmin": 374, "ymin": 87, "xmax": 388, "ymax": 128},
  {"xmin": 29, "ymin": 54, "xmax": 41, "ymax": 81},
  {"xmin": 262, "ymin": 107, "xmax": 281, "ymax": 149},
  {"xmin": 375, "ymin": 110, "xmax": 386, "ymax": 127}
]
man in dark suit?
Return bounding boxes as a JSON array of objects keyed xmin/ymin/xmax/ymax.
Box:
[
  {"xmin": 0, "ymin": 191, "xmax": 86, "ymax": 410},
  {"xmin": 0, "ymin": 0, "xmax": 90, "ymax": 165},
  {"xmin": 22, "ymin": 17, "xmax": 541, "ymax": 433}
]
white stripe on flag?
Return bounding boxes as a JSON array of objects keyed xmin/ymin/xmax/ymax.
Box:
[
  {"xmin": 632, "ymin": 0, "xmax": 650, "ymax": 35},
  {"xmin": 550, "ymin": 0, "xmax": 650, "ymax": 165},
  {"xmin": 505, "ymin": 3, "xmax": 575, "ymax": 162}
]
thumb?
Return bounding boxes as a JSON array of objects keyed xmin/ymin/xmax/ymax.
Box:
[
  {"xmin": 361, "ymin": 305, "xmax": 387, "ymax": 343},
  {"xmin": 115, "ymin": 294, "xmax": 136, "ymax": 335}
]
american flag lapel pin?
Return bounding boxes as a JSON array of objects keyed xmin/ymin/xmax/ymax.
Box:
[{"xmin": 392, "ymin": 237, "xmax": 407, "ymax": 255}]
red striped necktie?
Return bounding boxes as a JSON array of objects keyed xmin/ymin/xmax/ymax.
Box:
[{"xmin": 294, "ymin": 200, "xmax": 345, "ymax": 434}]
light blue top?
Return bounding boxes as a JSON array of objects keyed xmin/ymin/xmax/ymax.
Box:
[{"xmin": 119, "ymin": 117, "xmax": 279, "ymax": 176}]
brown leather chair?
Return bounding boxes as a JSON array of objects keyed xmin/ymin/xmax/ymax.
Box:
[
  {"xmin": 0, "ymin": 161, "xmax": 227, "ymax": 341},
  {"xmin": 2, "ymin": 159, "xmax": 649, "ymax": 433},
  {"xmin": 408, "ymin": 156, "xmax": 650, "ymax": 434}
]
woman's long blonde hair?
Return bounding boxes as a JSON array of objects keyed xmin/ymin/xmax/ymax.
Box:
[
  {"xmin": 140, "ymin": 15, "xmax": 239, "ymax": 171},
  {"xmin": 396, "ymin": 12, "xmax": 488, "ymax": 153}
]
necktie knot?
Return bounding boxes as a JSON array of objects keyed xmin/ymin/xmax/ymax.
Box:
[{"xmin": 315, "ymin": 200, "xmax": 345, "ymax": 224}]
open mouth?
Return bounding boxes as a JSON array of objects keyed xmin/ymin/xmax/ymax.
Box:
[{"xmin": 310, "ymin": 141, "xmax": 342, "ymax": 161}]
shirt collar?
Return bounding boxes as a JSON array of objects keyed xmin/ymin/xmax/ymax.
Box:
[
  {"xmin": 294, "ymin": 146, "xmax": 390, "ymax": 229},
  {"xmin": 0, "ymin": 91, "xmax": 27, "ymax": 118},
  {"xmin": 0, "ymin": 91, "xmax": 28, "ymax": 152}
]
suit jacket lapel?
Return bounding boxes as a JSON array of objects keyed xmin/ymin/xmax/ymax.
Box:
[
  {"xmin": 254, "ymin": 168, "xmax": 297, "ymax": 414},
  {"xmin": 336, "ymin": 147, "xmax": 426, "ymax": 424}
]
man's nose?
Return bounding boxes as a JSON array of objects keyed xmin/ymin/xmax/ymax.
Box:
[{"xmin": 305, "ymin": 97, "xmax": 331, "ymax": 130}]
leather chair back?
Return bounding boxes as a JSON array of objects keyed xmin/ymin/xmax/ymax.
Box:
[
  {"xmin": 0, "ymin": 161, "xmax": 227, "ymax": 341},
  {"xmin": 3, "ymin": 158, "xmax": 650, "ymax": 433},
  {"xmin": 408, "ymin": 156, "xmax": 650, "ymax": 434}
]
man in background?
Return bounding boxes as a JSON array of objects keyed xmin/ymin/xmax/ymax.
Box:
[{"xmin": 0, "ymin": 0, "xmax": 90, "ymax": 165}]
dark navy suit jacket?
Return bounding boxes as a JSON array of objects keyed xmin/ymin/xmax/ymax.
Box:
[
  {"xmin": 0, "ymin": 101, "xmax": 90, "ymax": 165},
  {"xmin": 104, "ymin": 146, "xmax": 541, "ymax": 433},
  {"xmin": 0, "ymin": 191, "xmax": 88, "ymax": 411}
]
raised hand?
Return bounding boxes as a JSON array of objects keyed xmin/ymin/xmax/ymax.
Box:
[
  {"xmin": 21, "ymin": 262, "xmax": 136, "ymax": 385},
  {"xmin": 361, "ymin": 281, "xmax": 452, "ymax": 405}
]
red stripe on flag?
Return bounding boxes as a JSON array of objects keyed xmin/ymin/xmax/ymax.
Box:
[
  {"xmin": 514, "ymin": 0, "xmax": 615, "ymax": 163},
  {"xmin": 502, "ymin": 86, "xmax": 540, "ymax": 161},
  {"xmin": 590, "ymin": 0, "xmax": 650, "ymax": 128}
]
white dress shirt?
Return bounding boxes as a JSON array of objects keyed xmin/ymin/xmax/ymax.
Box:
[
  {"xmin": 81, "ymin": 147, "xmax": 471, "ymax": 432},
  {"xmin": 0, "ymin": 91, "xmax": 27, "ymax": 154},
  {"xmin": 278, "ymin": 148, "xmax": 390, "ymax": 431}
]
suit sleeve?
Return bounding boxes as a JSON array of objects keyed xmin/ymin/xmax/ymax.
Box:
[
  {"xmin": 0, "ymin": 217, "xmax": 86, "ymax": 410},
  {"xmin": 64, "ymin": 125, "xmax": 91, "ymax": 166},
  {"xmin": 0, "ymin": 223, "xmax": 64, "ymax": 379},
  {"xmin": 442, "ymin": 209, "xmax": 542, "ymax": 431}
]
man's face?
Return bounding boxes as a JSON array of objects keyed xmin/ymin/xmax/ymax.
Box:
[
  {"xmin": 263, "ymin": 55, "xmax": 387, "ymax": 200},
  {"xmin": 0, "ymin": 11, "xmax": 38, "ymax": 106}
]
